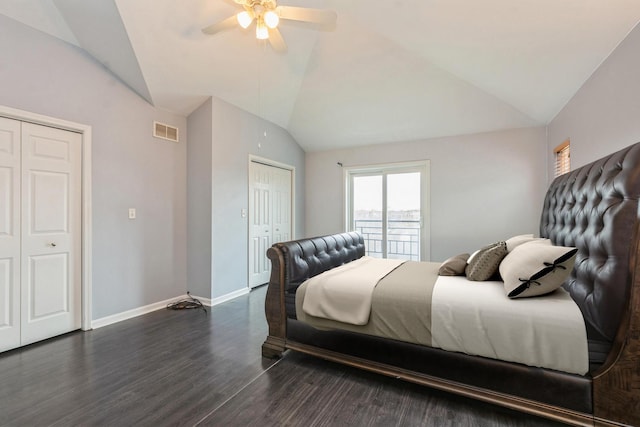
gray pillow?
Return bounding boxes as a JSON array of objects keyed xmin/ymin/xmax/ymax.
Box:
[
  {"xmin": 465, "ymin": 242, "xmax": 508, "ymax": 281},
  {"xmin": 499, "ymin": 241, "xmax": 578, "ymax": 298},
  {"xmin": 438, "ymin": 253, "xmax": 470, "ymax": 276}
]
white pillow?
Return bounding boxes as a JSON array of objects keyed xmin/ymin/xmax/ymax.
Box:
[
  {"xmin": 499, "ymin": 241, "xmax": 578, "ymax": 298},
  {"xmin": 505, "ymin": 234, "xmax": 545, "ymax": 252}
]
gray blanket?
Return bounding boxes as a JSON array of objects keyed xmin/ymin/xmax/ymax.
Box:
[{"xmin": 295, "ymin": 261, "xmax": 440, "ymax": 347}]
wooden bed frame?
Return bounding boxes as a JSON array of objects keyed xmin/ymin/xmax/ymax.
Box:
[{"xmin": 262, "ymin": 142, "xmax": 640, "ymax": 427}]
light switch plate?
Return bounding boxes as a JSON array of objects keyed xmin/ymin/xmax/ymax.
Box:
[{"xmin": 129, "ymin": 208, "xmax": 136, "ymax": 219}]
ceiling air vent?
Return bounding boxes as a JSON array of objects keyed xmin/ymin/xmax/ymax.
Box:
[{"xmin": 153, "ymin": 121, "xmax": 179, "ymax": 142}]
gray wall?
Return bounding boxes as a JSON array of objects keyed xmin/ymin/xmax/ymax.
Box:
[
  {"xmin": 305, "ymin": 127, "xmax": 547, "ymax": 261},
  {"xmin": 548, "ymin": 22, "xmax": 640, "ymax": 180},
  {"xmin": 186, "ymin": 99, "xmax": 213, "ymax": 298},
  {"xmin": 0, "ymin": 15, "xmax": 188, "ymax": 319},
  {"xmin": 187, "ymin": 97, "xmax": 305, "ymax": 299}
]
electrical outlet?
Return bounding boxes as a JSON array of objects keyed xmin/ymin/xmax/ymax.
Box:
[{"xmin": 129, "ymin": 208, "xmax": 136, "ymax": 219}]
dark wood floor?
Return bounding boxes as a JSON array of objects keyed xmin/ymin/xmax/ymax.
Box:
[{"xmin": 0, "ymin": 287, "xmax": 564, "ymax": 426}]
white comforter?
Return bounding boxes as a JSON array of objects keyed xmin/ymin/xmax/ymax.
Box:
[{"xmin": 432, "ymin": 276, "xmax": 589, "ymax": 375}]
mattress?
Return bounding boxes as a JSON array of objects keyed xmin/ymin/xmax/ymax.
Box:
[{"xmin": 296, "ymin": 260, "xmax": 589, "ymax": 375}]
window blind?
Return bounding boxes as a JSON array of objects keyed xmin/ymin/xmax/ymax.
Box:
[{"xmin": 554, "ymin": 140, "xmax": 570, "ymax": 177}]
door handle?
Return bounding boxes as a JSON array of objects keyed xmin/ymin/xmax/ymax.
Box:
[{"xmin": 49, "ymin": 242, "xmax": 57, "ymax": 247}]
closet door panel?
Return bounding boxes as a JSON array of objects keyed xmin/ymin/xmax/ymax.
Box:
[
  {"xmin": 0, "ymin": 117, "xmax": 21, "ymax": 352},
  {"xmin": 272, "ymin": 167, "xmax": 291, "ymax": 244},
  {"xmin": 248, "ymin": 162, "xmax": 273, "ymax": 288},
  {"xmin": 20, "ymin": 122, "xmax": 81, "ymax": 346},
  {"xmin": 28, "ymin": 254, "xmax": 69, "ymax": 318},
  {"xmin": 30, "ymin": 171, "xmax": 69, "ymax": 233}
]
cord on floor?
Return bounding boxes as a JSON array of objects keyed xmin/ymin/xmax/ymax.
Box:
[{"xmin": 166, "ymin": 291, "xmax": 207, "ymax": 314}]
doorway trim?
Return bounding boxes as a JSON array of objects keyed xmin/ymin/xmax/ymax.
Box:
[
  {"xmin": 247, "ymin": 155, "xmax": 295, "ymax": 289},
  {"xmin": 0, "ymin": 104, "xmax": 93, "ymax": 331}
]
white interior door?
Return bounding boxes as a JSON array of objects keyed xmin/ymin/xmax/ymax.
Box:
[
  {"xmin": 0, "ymin": 117, "xmax": 21, "ymax": 352},
  {"xmin": 20, "ymin": 122, "xmax": 81, "ymax": 346},
  {"xmin": 248, "ymin": 161, "xmax": 293, "ymax": 288},
  {"xmin": 249, "ymin": 162, "xmax": 273, "ymax": 288},
  {"xmin": 272, "ymin": 167, "xmax": 291, "ymax": 244}
]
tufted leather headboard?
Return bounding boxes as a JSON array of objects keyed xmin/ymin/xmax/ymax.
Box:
[
  {"xmin": 540, "ymin": 142, "xmax": 640, "ymax": 362},
  {"xmin": 267, "ymin": 231, "xmax": 365, "ymax": 317}
]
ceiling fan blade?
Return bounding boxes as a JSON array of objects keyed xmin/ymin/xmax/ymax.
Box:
[
  {"xmin": 202, "ymin": 15, "xmax": 237, "ymax": 35},
  {"xmin": 276, "ymin": 6, "xmax": 337, "ymax": 26},
  {"xmin": 268, "ymin": 27, "xmax": 287, "ymax": 53}
]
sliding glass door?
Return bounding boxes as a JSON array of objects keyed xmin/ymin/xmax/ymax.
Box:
[{"xmin": 347, "ymin": 162, "xmax": 429, "ymax": 261}]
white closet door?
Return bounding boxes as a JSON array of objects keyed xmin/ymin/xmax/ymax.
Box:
[
  {"xmin": 272, "ymin": 167, "xmax": 291, "ymax": 244},
  {"xmin": 248, "ymin": 162, "xmax": 293, "ymax": 289},
  {"xmin": 248, "ymin": 162, "xmax": 273, "ymax": 288},
  {"xmin": 0, "ymin": 117, "xmax": 21, "ymax": 352},
  {"xmin": 20, "ymin": 122, "xmax": 81, "ymax": 346}
]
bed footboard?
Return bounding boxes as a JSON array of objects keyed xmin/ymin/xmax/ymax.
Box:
[
  {"xmin": 262, "ymin": 232, "xmax": 365, "ymax": 358},
  {"xmin": 262, "ymin": 243, "xmax": 288, "ymax": 358}
]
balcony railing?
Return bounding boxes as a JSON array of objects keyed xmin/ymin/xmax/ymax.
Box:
[{"xmin": 354, "ymin": 219, "xmax": 420, "ymax": 261}]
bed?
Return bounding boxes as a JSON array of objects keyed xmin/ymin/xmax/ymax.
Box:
[{"xmin": 262, "ymin": 142, "xmax": 640, "ymax": 426}]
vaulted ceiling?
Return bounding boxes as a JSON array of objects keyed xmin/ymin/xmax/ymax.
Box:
[{"xmin": 2, "ymin": 0, "xmax": 640, "ymax": 151}]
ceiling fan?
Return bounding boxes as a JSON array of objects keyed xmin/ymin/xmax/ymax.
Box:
[{"xmin": 202, "ymin": 0, "xmax": 337, "ymax": 53}]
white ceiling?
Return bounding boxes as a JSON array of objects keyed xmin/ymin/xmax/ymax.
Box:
[{"xmin": 2, "ymin": 0, "xmax": 640, "ymax": 151}]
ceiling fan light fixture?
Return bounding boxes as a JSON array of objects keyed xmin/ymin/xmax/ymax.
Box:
[
  {"xmin": 256, "ymin": 20, "xmax": 269, "ymax": 39},
  {"xmin": 264, "ymin": 10, "xmax": 279, "ymax": 29},
  {"xmin": 202, "ymin": 1, "xmax": 336, "ymax": 50},
  {"xmin": 237, "ymin": 11, "xmax": 254, "ymax": 29}
]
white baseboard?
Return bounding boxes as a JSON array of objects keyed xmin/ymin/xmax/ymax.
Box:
[
  {"xmin": 91, "ymin": 287, "xmax": 250, "ymax": 329},
  {"xmin": 200, "ymin": 287, "xmax": 250, "ymax": 307}
]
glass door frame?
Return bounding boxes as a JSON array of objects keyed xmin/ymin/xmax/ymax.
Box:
[{"xmin": 344, "ymin": 160, "xmax": 430, "ymax": 262}]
